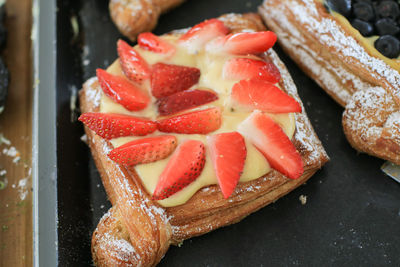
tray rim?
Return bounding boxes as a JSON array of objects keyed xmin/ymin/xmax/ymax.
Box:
[{"xmin": 32, "ymin": 0, "xmax": 58, "ymax": 266}]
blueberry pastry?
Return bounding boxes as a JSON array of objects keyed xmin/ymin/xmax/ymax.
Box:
[
  {"xmin": 79, "ymin": 13, "xmax": 328, "ymax": 266},
  {"xmin": 260, "ymin": 0, "xmax": 400, "ymax": 165}
]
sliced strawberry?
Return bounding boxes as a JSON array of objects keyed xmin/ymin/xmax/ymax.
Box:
[
  {"xmin": 108, "ymin": 135, "xmax": 177, "ymax": 166},
  {"xmin": 178, "ymin": 18, "xmax": 229, "ymax": 52},
  {"xmin": 206, "ymin": 31, "xmax": 277, "ymax": 55},
  {"xmin": 153, "ymin": 140, "xmax": 206, "ymax": 200},
  {"xmin": 223, "ymin": 58, "xmax": 281, "ymax": 83},
  {"xmin": 157, "ymin": 89, "xmax": 218, "ymax": 116},
  {"xmin": 151, "ymin": 63, "xmax": 201, "ymax": 98},
  {"xmin": 117, "ymin": 39, "xmax": 150, "ymax": 83},
  {"xmin": 238, "ymin": 111, "xmax": 303, "ymax": 179},
  {"xmin": 157, "ymin": 107, "xmax": 221, "ymax": 134},
  {"xmin": 96, "ymin": 69, "xmax": 150, "ymax": 111},
  {"xmin": 231, "ymin": 79, "xmax": 302, "ymax": 113},
  {"xmin": 207, "ymin": 132, "xmax": 247, "ymax": 199},
  {"xmin": 138, "ymin": 32, "xmax": 176, "ymax": 54},
  {"xmin": 78, "ymin": 112, "xmax": 157, "ymax": 139}
]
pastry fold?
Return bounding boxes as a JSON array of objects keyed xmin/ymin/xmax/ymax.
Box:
[
  {"xmin": 259, "ymin": 0, "xmax": 400, "ymax": 164},
  {"xmin": 109, "ymin": 0, "xmax": 186, "ymax": 41},
  {"xmin": 80, "ymin": 13, "xmax": 329, "ymax": 266}
]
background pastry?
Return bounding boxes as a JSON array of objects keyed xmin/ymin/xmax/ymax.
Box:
[{"xmin": 260, "ymin": 0, "xmax": 400, "ymax": 165}]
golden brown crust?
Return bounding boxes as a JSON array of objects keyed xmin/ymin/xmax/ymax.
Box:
[
  {"xmin": 109, "ymin": 0, "xmax": 186, "ymax": 41},
  {"xmin": 259, "ymin": 0, "xmax": 400, "ymax": 164},
  {"xmin": 82, "ymin": 13, "xmax": 328, "ymax": 266}
]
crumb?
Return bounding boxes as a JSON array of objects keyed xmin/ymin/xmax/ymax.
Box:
[
  {"xmin": 80, "ymin": 134, "xmax": 88, "ymax": 144},
  {"xmin": 299, "ymin": 195, "xmax": 307, "ymax": 205},
  {"xmin": 0, "ymin": 133, "xmax": 11, "ymax": 145}
]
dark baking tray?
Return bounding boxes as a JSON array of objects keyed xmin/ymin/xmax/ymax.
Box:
[{"xmin": 55, "ymin": 0, "xmax": 400, "ymax": 266}]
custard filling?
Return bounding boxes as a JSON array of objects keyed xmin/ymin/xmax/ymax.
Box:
[{"xmin": 98, "ymin": 35, "xmax": 296, "ymax": 207}]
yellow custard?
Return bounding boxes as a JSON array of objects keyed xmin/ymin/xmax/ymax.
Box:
[{"xmin": 99, "ymin": 35, "xmax": 296, "ymax": 207}]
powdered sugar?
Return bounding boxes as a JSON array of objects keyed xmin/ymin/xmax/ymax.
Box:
[
  {"xmin": 344, "ymin": 87, "xmax": 394, "ymax": 144},
  {"xmin": 17, "ymin": 177, "xmax": 29, "ymax": 200},
  {"xmin": 84, "ymin": 77, "xmax": 101, "ymax": 107},
  {"xmin": 96, "ymin": 210, "xmax": 139, "ymax": 265},
  {"xmin": 384, "ymin": 111, "xmax": 400, "ymax": 130}
]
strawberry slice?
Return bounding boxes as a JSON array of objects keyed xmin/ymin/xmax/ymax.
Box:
[
  {"xmin": 78, "ymin": 112, "xmax": 157, "ymax": 139},
  {"xmin": 153, "ymin": 140, "xmax": 206, "ymax": 200},
  {"xmin": 157, "ymin": 89, "xmax": 218, "ymax": 116},
  {"xmin": 151, "ymin": 63, "xmax": 201, "ymax": 99},
  {"xmin": 138, "ymin": 32, "xmax": 176, "ymax": 54},
  {"xmin": 96, "ymin": 69, "xmax": 150, "ymax": 111},
  {"xmin": 238, "ymin": 111, "xmax": 303, "ymax": 179},
  {"xmin": 178, "ymin": 18, "xmax": 229, "ymax": 53},
  {"xmin": 157, "ymin": 107, "xmax": 221, "ymax": 134},
  {"xmin": 117, "ymin": 39, "xmax": 150, "ymax": 83},
  {"xmin": 223, "ymin": 58, "xmax": 281, "ymax": 83},
  {"xmin": 206, "ymin": 31, "xmax": 277, "ymax": 55},
  {"xmin": 207, "ymin": 132, "xmax": 247, "ymax": 199},
  {"xmin": 231, "ymin": 79, "xmax": 302, "ymax": 113},
  {"xmin": 108, "ymin": 135, "xmax": 177, "ymax": 166}
]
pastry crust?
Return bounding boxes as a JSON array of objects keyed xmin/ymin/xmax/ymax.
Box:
[
  {"xmin": 259, "ymin": 0, "xmax": 400, "ymax": 164},
  {"xmin": 109, "ymin": 0, "xmax": 186, "ymax": 41},
  {"xmin": 80, "ymin": 13, "xmax": 329, "ymax": 266}
]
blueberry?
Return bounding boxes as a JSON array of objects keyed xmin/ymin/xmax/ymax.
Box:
[
  {"xmin": 353, "ymin": 3, "xmax": 375, "ymax": 21},
  {"xmin": 375, "ymin": 18, "xmax": 400, "ymax": 35},
  {"xmin": 352, "ymin": 19, "xmax": 375, "ymax": 36},
  {"xmin": 0, "ymin": 58, "xmax": 8, "ymax": 109},
  {"xmin": 375, "ymin": 35, "xmax": 400, "ymax": 58},
  {"xmin": 375, "ymin": 1, "xmax": 400, "ymax": 20},
  {"xmin": 325, "ymin": 0, "xmax": 352, "ymax": 18}
]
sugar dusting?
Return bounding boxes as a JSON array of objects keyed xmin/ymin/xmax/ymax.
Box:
[
  {"xmin": 84, "ymin": 77, "xmax": 101, "ymax": 107},
  {"xmin": 96, "ymin": 210, "xmax": 139, "ymax": 265},
  {"xmin": 0, "ymin": 133, "xmax": 31, "ymax": 201}
]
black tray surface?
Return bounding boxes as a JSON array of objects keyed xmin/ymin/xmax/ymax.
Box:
[{"xmin": 56, "ymin": 0, "xmax": 400, "ymax": 266}]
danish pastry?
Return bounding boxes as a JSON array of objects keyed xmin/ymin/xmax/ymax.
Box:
[
  {"xmin": 109, "ymin": 0, "xmax": 186, "ymax": 41},
  {"xmin": 259, "ymin": 0, "xmax": 400, "ymax": 164},
  {"xmin": 79, "ymin": 13, "xmax": 328, "ymax": 266}
]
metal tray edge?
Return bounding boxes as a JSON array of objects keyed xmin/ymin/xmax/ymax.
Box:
[{"xmin": 32, "ymin": 0, "xmax": 58, "ymax": 266}]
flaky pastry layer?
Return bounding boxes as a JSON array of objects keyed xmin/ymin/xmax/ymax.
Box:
[{"xmin": 80, "ymin": 13, "xmax": 328, "ymax": 266}]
